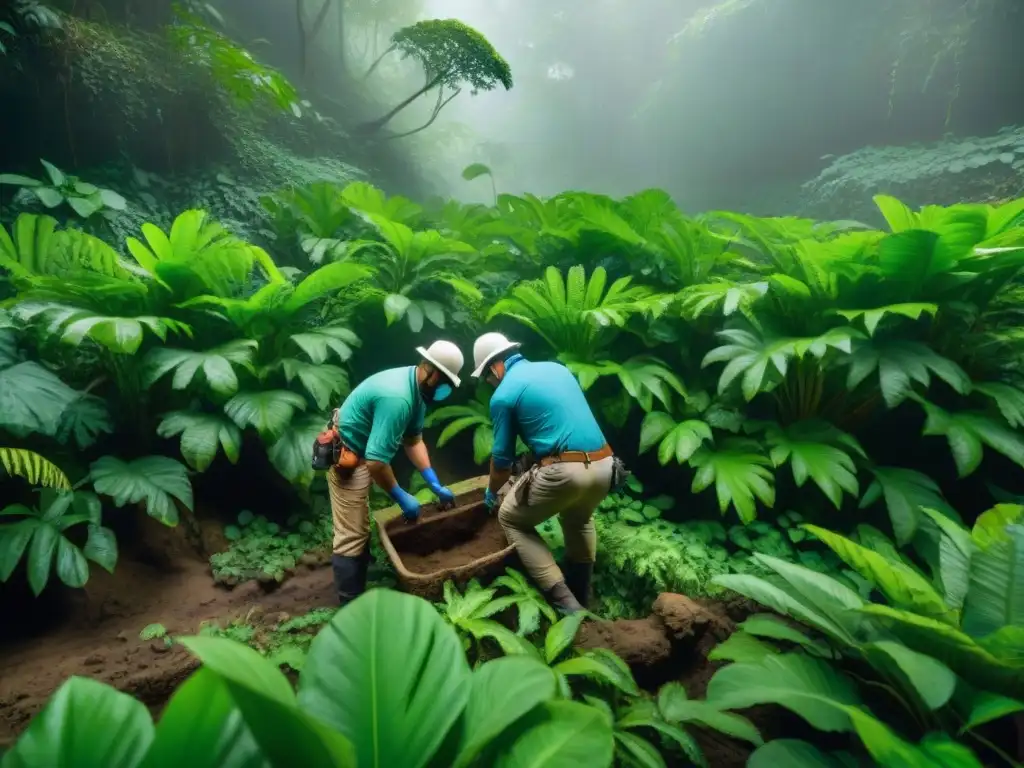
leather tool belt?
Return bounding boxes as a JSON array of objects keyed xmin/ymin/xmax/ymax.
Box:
[{"xmin": 537, "ymin": 443, "xmax": 613, "ymax": 468}]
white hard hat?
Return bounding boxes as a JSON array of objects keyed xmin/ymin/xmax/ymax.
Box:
[
  {"xmin": 471, "ymin": 332, "xmax": 521, "ymax": 378},
  {"xmin": 416, "ymin": 340, "xmax": 464, "ymax": 387}
]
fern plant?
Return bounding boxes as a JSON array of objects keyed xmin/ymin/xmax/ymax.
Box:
[{"xmin": 489, "ymin": 264, "xmax": 685, "ymax": 417}]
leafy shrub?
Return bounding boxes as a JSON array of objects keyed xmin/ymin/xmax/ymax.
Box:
[
  {"xmin": 2, "ymin": 589, "xmax": 621, "ymax": 767},
  {"xmin": 707, "ymin": 504, "xmax": 1024, "ymax": 765}
]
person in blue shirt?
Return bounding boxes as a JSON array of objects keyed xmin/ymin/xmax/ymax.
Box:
[
  {"xmin": 327, "ymin": 340, "xmax": 465, "ymax": 605},
  {"xmin": 471, "ymin": 332, "xmax": 615, "ymax": 614}
]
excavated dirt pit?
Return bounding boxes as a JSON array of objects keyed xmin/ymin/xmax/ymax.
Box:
[{"xmin": 386, "ymin": 503, "xmax": 511, "ymax": 575}]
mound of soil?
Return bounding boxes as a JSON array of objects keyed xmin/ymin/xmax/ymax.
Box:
[{"xmin": 576, "ymin": 593, "xmax": 774, "ymax": 768}]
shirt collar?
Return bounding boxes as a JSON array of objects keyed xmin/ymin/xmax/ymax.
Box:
[{"xmin": 504, "ymin": 353, "xmax": 525, "ymax": 371}]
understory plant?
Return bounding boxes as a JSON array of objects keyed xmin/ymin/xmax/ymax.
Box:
[
  {"xmin": 2, "ymin": 589, "xmax": 622, "ymax": 767},
  {"xmin": 705, "ymin": 503, "xmax": 1024, "ymax": 765}
]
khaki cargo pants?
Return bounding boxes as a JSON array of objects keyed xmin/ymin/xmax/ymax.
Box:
[
  {"xmin": 498, "ymin": 456, "xmax": 614, "ymax": 590},
  {"xmin": 327, "ymin": 465, "xmax": 373, "ymax": 556}
]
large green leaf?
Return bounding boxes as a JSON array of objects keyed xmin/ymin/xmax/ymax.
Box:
[
  {"xmin": 765, "ymin": 422, "xmax": 863, "ymax": 508},
  {"xmin": 0, "ymin": 361, "xmax": 79, "ymax": 438},
  {"xmin": 918, "ymin": 400, "xmax": 1024, "ymax": 477},
  {"xmin": 267, "ymin": 414, "xmax": 325, "ymax": 487},
  {"xmin": 846, "ymin": 340, "xmax": 969, "ymax": 408},
  {"xmin": 1, "ymin": 676, "xmax": 153, "ymax": 768},
  {"xmin": 844, "ymin": 706, "xmax": 984, "ymax": 768},
  {"xmin": 289, "ymin": 325, "xmax": 360, "ymax": 365},
  {"xmin": 279, "ymin": 358, "xmax": 348, "ymax": 410},
  {"xmin": 804, "ymin": 525, "xmax": 951, "ymax": 622},
  {"xmin": 60, "ymin": 314, "xmax": 191, "ymax": 355},
  {"xmin": 490, "ymin": 700, "xmax": 615, "ymax": 767},
  {"xmin": 747, "ymin": 739, "xmax": 856, "ymax": 767},
  {"xmin": 705, "ymin": 653, "xmax": 861, "ymax": 732},
  {"xmin": 859, "ymin": 466, "xmax": 954, "ymax": 546},
  {"xmin": 224, "ymin": 390, "xmax": 307, "ymax": 441},
  {"xmin": 835, "ymin": 302, "xmax": 938, "ymax": 335},
  {"xmin": 56, "ymin": 393, "xmax": 114, "ymax": 449},
  {"xmin": 860, "ymin": 604, "xmax": 1024, "ymax": 699},
  {"xmin": 656, "ymin": 683, "xmax": 762, "ymax": 745},
  {"xmin": 638, "ymin": 412, "xmax": 713, "ymax": 465},
  {"xmin": 972, "ymin": 504, "xmax": 1024, "ymax": 549},
  {"xmin": 296, "ymin": 590, "xmax": 471, "ymax": 768},
  {"xmin": 862, "ymin": 640, "xmax": 956, "ymax": 711},
  {"xmin": 90, "ymin": 455, "xmax": 193, "ymax": 525},
  {"xmin": 177, "ymin": 636, "xmax": 354, "ymax": 767},
  {"xmin": 157, "ymin": 412, "xmax": 243, "ymax": 472},
  {"xmin": 690, "ymin": 439, "xmax": 775, "ymax": 523},
  {"xmin": 144, "ymin": 341, "xmax": 257, "ymax": 397},
  {"xmin": 961, "ymin": 524, "xmax": 1024, "ymax": 637},
  {"xmin": 453, "ymin": 656, "xmax": 557, "ymax": 768},
  {"xmin": 141, "ymin": 668, "xmax": 265, "ymax": 768}
]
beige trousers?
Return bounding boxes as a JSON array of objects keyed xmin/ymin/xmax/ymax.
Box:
[
  {"xmin": 327, "ymin": 465, "xmax": 373, "ymax": 556},
  {"xmin": 498, "ymin": 456, "xmax": 614, "ymax": 590}
]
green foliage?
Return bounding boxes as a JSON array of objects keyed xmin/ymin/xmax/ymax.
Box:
[
  {"xmin": 559, "ymin": 485, "xmax": 847, "ymax": 619},
  {"xmin": 210, "ymin": 506, "xmax": 332, "ymax": 585},
  {"xmin": 168, "ymin": 5, "xmax": 304, "ymax": 117},
  {"xmin": 391, "ymin": 19, "xmax": 513, "ymax": 93},
  {"xmin": 0, "ymin": 159, "xmax": 127, "ymax": 220},
  {"xmin": 804, "ymin": 125, "xmax": 1024, "ymax": 220},
  {"xmin": 0, "ymin": 490, "xmax": 116, "ymax": 595},
  {"xmin": 709, "ymin": 505, "xmax": 1024, "ymax": 765},
  {"xmin": 2, "ymin": 590, "xmax": 622, "ymax": 767}
]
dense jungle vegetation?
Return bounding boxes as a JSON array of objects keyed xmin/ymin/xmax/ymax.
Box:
[{"xmin": 1, "ymin": 1, "xmax": 1024, "ymax": 767}]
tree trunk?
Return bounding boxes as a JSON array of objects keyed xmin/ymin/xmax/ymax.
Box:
[{"xmin": 358, "ymin": 77, "xmax": 442, "ymax": 134}]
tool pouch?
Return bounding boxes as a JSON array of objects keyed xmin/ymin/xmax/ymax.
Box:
[
  {"xmin": 610, "ymin": 456, "xmax": 632, "ymax": 495},
  {"xmin": 312, "ymin": 426, "xmax": 341, "ymax": 471}
]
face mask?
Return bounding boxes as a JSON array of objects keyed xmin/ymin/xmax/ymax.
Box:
[{"xmin": 431, "ymin": 383, "xmax": 453, "ymax": 403}]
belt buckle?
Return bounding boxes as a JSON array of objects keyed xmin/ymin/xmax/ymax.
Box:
[{"xmin": 583, "ymin": 451, "xmax": 591, "ymax": 467}]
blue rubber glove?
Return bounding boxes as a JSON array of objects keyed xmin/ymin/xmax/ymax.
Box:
[
  {"xmin": 421, "ymin": 467, "xmax": 456, "ymax": 507},
  {"xmin": 390, "ymin": 485, "xmax": 421, "ymax": 521},
  {"xmin": 484, "ymin": 488, "xmax": 498, "ymax": 512}
]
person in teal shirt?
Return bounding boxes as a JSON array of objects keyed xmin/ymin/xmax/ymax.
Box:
[
  {"xmin": 327, "ymin": 340, "xmax": 465, "ymax": 605},
  {"xmin": 471, "ymin": 332, "xmax": 615, "ymax": 614}
]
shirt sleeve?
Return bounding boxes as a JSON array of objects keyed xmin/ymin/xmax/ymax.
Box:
[
  {"xmin": 364, "ymin": 397, "xmax": 412, "ymax": 463},
  {"xmin": 490, "ymin": 394, "xmax": 516, "ymax": 469},
  {"xmin": 405, "ymin": 399, "xmax": 426, "ymax": 438}
]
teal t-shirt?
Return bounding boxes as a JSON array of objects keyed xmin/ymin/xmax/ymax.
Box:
[
  {"xmin": 489, "ymin": 356, "xmax": 606, "ymax": 469},
  {"xmin": 338, "ymin": 366, "xmax": 426, "ymax": 463}
]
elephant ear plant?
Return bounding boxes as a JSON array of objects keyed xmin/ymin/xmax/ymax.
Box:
[{"xmin": 0, "ymin": 589, "xmax": 617, "ymax": 768}]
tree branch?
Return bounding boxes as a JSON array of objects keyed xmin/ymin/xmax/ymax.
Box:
[
  {"xmin": 363, "ymin": 44, "xmax": 397, "ymax": 80},
  {"xmin": 308, "ymin": 0, "xmax": 333, "ymax": 45},
  {"xmin": 359, "ymin": 74, "xmax": 444, "ymax": 133},
  {"xmin": 385, "ymin": 87, "xmax": 462, "ymax": 140}
]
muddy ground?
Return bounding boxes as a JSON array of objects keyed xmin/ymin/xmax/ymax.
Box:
[{"xmin": 0, "ymin": 505, "xmax": 768, "ymax": 767}]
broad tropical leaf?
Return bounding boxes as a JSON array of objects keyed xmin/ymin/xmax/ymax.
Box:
[
  {"xmin": 89, "ymin": 455, "xmax": 193, "ymax": 525},
  {"xmin": 156, "ymin": 412, "xmax": 243, "ymax": 472},
  {"xmin": 144, "ymin": 341, "xmax": 257, "ymax": 396},
  {"xmin": 297, "ymin": 590, "xmax": 471, "ymax": 768},
  {"xmin": 689, "ymin": 439, "xmax": 775, "ymax": 523},
  {"xmin": 224, "ymin": 390, "xmax": 307, "ymax": 440},
  {"xmin": 0, "ymin": 676, "xmax": 154, "ymax": 767},
  {"xmin": 705, "ymin": 653, "xmax": 861, "ymax": 732}
]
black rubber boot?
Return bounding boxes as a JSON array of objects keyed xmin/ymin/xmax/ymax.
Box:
[
  {"xmin": 545, "ymin": 581, "xmax": 584, "ymax": 615},
  {"xmin": 332, "ymin": 553, "xmax": 368, "ymax": 607},
  {"xmin": 563, "ymin": 562, "xmax": 593, "ymax": 609}
]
